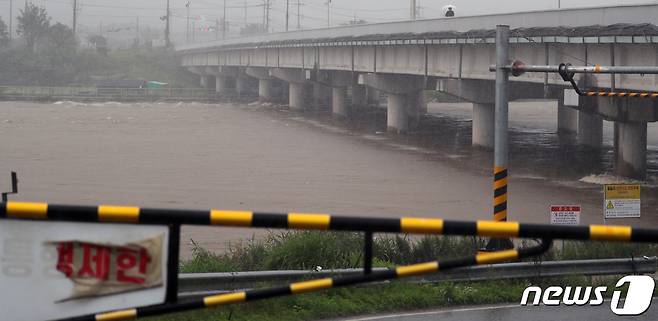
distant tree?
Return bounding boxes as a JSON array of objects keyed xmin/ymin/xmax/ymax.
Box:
[
  {"xmin": 47, "ymin": 23, "xmax": 76, "ymax": 51},
  {"xmin": 87, "ymin": 34, "xmax": 109, "ymax": 55},
  {"xmin": 17, "ymin": 3, "xmax": 50, "ymax": 52},
  {"xmin": 240, "ymin": 23, "xmax": 265, "ymax": 36},
  {"xmin": 349, "ymin": 19, "xmax": 367, "ymax": 25},
  {"xmin": 0, "ymin": 17, "xmax": 9, "ymax": 48}
]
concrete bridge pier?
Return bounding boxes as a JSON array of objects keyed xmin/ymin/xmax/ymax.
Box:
[
  {"xmin": 557, "ymin": 101, "xmax": 579, "ymax": 136},
  {"xmin": 236, "ymin": 73, "xmax": 250, "ymax": 96},
  {"xmin": 313, "ymin": 82, "xmax": 331, "ymax": 111},
  {"xmin": 615, "ymin": 121, "xmax": 647, "ymax": 180},
  {"xmin": 367, "ymin": 88, "xmax": 380, "ymax": 106},
  {"xmin": 200, "ymin": 75, "xmax": 213, "ymax": 89},
  {"xmin": 271, "ymin": 68, "xmax": 308, "ymax": 110},
  {"xmin": 472, "ymin": 103, "xmax": 495, "ymax": 149},
  {"xmin": 258, "ymin": 79, "xmax": 273, "ymax": 101},
  {"xmin": 332, "ymin": 87, "xmax": 347, "ymax": 116},
  {"xmin": 211, "ymin": 66, "xmax": 238, "ymax": 95},
  {"xmin": 437, "ymin": 79, "xmax": 499, "ymax": 149},
  {"xmin": 246, "ymin": 67, "xmax": 274, "ymax": 102},
  {"xmin": 314, "ymin": 71, "xmax": 355, "ymax": 117},
  {"xmin": 360, "ymin": 73, "xmax": 426, "ymax": 133},
  {"xmin": 575, "ymin": 76, "xmax": 603, "ymax": 148},
  {"xmin": 352, "ymin": 84, "xmax": 367, "ymax": 108},
  {"xmin": 577, "ymin": 112, "xmax": 603, "ymax": 147},
  {"xmin": 215, "ymin": 75, "xmax": 230, "ymax": 93}
]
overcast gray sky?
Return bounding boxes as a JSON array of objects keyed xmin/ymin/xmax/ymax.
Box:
[{"xmin": 2, "ymin": 0, "xmax": 657, "ymax": 44}]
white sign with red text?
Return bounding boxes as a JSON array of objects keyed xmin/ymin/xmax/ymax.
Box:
[
  {"xmin": 550, "ymin": 205, "xmax": 581, "ymax": 225},
  {"xmin": 0, "ymin": 219, "xmax": 169, "ymax": 321}
]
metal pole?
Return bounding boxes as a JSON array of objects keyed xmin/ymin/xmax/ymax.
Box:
[
  {"xmin": 297, "ymin": 0, "xmax": 301, "ymax": 29},
  {"xmin": 136, "ymin": 16, "xmax": 139, "ymax": 45},
  {"xmin": 494, "ymin": 24, "xmax": 510, "ymax": 223},
  {"xmin": 610, "ymin": 44, "xmax": 616, "ymax": 92},
  {"xmin": 286, "ymin": 0, "xmax": 289, "ymax": 31},
  {"xmin": 326, "ymin": 0, "xmax": 330, "ymax": 27},
  {"xmin": 72, "ymin": 0, "xmax": 77, "ymax": 38},
  {"xmin": 186, "ymin": 1, "xmax": 190, "ymax": 43},
  {"xmin": 266, "ymin": 0, "xmax": 270, "ymax": 32},
  {"xmin": 9, "ymin": 0, "xmax": 12, "ymax": 41},
  {"xmin": 544, "ymin": 43, "xmax": 550, "ymax": 99},
  {"xmin": 485, "ymin": 25, "xmax": 513, "ymax": 252},
  {"xmin": 490, "ymin": 64, "xmax": 658, "ymax": 75},
  {"xmin": 164, "ymin": 0, "xmax": 171, "ymax": 48},
  {"xmin": 363, "ymin": 231, "xmax": 373, "ymax": 274},
  {"xmin": 410, "ymin": 0, "xmax": 416, "ymax": 20},
  {"xmin": 223, "ymin": 0, "xmax": 227, "ymax": 39}
]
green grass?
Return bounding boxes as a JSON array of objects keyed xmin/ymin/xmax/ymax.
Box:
[
  {"xmin": 182, "ymin": 231, "xmax": 658, "ymax": 273},
  {"xmin": 168, "ymin": 232, "xmax": 658, "ymax": 321},
  {"xmin": 145, "ymin": 281, "xmax": 530, "ymax": 321}
]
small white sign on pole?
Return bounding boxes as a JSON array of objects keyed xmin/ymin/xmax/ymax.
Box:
[
  {"xmin": 604, "ymin": 184, "xmax": 641, "ymax": 219},
  {"xmin": 550, "ymin": 205, "xmax": 581, "ymax": 225}
]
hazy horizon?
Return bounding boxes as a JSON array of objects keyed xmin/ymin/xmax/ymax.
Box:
[{"xmin": 1, "ymin": 0, "xmax": 657, "ymax": 45}]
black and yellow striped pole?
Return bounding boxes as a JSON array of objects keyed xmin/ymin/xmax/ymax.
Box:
[
  {"xmin": 3, "ymin": 201, "xmax": 656, "ymax": 243},
  {"xmin": 485, "ymin": 25, "xmax": 514, "ymax": 251}
]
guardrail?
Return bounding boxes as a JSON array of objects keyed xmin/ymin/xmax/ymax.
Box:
[
  {"xmin": 178, "ymin": 257, "xmax": 658, "ymax": 298},
  {"xmin": 0, "ymin": 86, "xmax": 219, "ymax": 101}
]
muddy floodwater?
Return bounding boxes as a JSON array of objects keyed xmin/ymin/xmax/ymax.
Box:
[{"xmin": 1, "ymin": 100, "xmax": 657, "ymax": 259}]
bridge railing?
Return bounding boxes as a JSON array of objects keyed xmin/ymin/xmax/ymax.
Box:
[{"xmin": 0, "ymin": 86, "xmax": 218, "ymax": 100}]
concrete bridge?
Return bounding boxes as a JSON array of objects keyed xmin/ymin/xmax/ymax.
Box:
[{"xmin": 177, "ymin": 4, "xmax": 658, "ymax": 179}]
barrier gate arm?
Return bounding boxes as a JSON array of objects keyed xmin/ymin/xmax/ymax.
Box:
[
  {"xmin": 1, "ymin": 201, "xmax": 655, "ymax": 243},
  {"xmin": 3, "ymin": 201, "xmax": 658, "ymax": 321},
  {"xmin": 59, "ymin": 239, "xmax": 553, "ymax": 321},
  {"xmin": 489, "ymin": 61, "xmax": 658, "ymax": 98}
]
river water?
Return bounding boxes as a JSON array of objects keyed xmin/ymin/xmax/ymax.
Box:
[{"xmin": 0, "ymin": 100, "xmax": 656, "ymax": 259}]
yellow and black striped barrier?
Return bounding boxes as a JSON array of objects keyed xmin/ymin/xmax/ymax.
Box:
[
  {"xmin": 62, "ymin": 239, "xmax": 552, "ymax": 321},
  {"xmin": 1, "ymin": 201, "xmax": 657, "ymax": 243},
  {"xmin": 585, "ymin": 91, "xmax": 658, "ymax": 98}
]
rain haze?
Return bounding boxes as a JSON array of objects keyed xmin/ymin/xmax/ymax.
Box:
[
  {"xmin": 2, "ymin": 0, "xmax": 657, "ymax": 45},
  {"xmin": 2, "ymin": 1, "xmax": 658, "ymax": 320}
]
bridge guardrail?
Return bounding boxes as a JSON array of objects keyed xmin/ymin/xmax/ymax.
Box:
[
  {"xmin": 0, "ymin": 86, "xmax": 218, "ymax": 100},
  {"xmin": 178, "ymin": 257, "xmax": 658, "ymax": 298}
]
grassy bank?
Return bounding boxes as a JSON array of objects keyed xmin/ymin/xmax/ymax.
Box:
[
  {"xmin": 148, "ymin": 231, "xmax": 657, "ymax": 321},
  {"xmin": 181, "ymin": 231, "xmax": 658, "ymax": 273}
]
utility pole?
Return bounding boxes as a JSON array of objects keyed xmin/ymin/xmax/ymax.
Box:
[
  {"xmin": 215, "ymin": 18, "xmax": 219, "ymax": 39},
  {"xmin": 165, "ymin": 0, "xmax": 171, "ymax": 47},
  {"xmin": 185, "ymin": 1, "xmax": 190, "ymax": 43},
  {"xmin": 222, "ymin": 0, "xmax": 227, "ymax": 39},
  {"xmin": 285, "ymin": 0, "xmax": 289, "ymax": 31},
  {"xmin": 326, "ymin": 0, "xmax": 330, "ymax": 27},
  {"xmin": 266, "ymin": 0, "xmax": 270, "ymax": 33},
  {"xmin": 558, "ymin": 0, "xmax": 561, "ymax": 8},
  {"xmin": 72, "ymin": 0, "xmax": 77, "ymax": 38},
  {"xmin": 244, "ymin": 0, "xmax": 247, "ymax": 29},
  {"xmin": 135, "ymin": 16, "xmax": 139, "ymax": 45},
  {"xmin": 297, "ymin": 0, "xmax": 301, "ymax": 30},
  {"xmin": 484, "ymin": 25, "xmax": 514, "ymax": 251},
  {"xmin": 410, "ymin": 0, "xmax": 416, "ymax": 20},
  {"xmin": 9, "ymin": 0, "xmax": 12, "ymax": 40}
]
